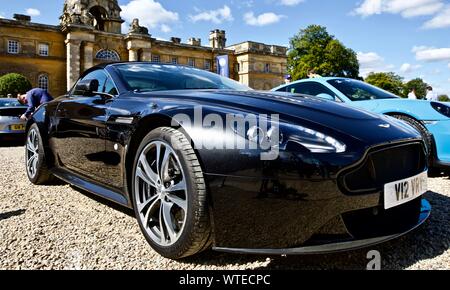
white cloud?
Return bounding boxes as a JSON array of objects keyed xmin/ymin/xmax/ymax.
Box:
[
  {"xmin": 0, "ymin": 13, "xmax": 4, "ymax": 19},
  {"xmin": 413, "ymin": 46, "xmax": 450, "ymax": 62},
  {"xmin": 399, "ymin": 63, "xmax": 422, "ymax": 73},
  {"xmin": 353, "ymin": 0, "xmax": 444, "ymax": 18},
  {"xmin": 357, "ymin": 51, "xmax": 395, "ymax": 77},
  {"xmin": 189, "ymin": 5, "xmax": 233, "ymax": 24},
  {"xmin": 280, "ymin": 0, "xmax": 305, "ymax": 6},
  {"xmin": 423, "ymin": 5, "xmax": 450, "ymax": 29},
  {"xmin": 121, "ymin": 0, "xmax": 179, "ymax": 33},
  {"xmin": 26, "ymin": 8, "xmax": 41, "ymax": 17},
  {"xmin": 244, "ymin": 12, "xmax": 285, "ymax": 26}
]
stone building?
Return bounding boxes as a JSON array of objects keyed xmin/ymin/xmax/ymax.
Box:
[{"xmin": 0, "ymin": 0, "xmax": 287, "ymax": 97}]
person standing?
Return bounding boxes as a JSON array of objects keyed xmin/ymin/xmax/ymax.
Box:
[
  {"xmin": 17, "ymin": 88, "xmax": 54, "ymax": 120},
  {"xmin": 408, "ymin": 88, "xmax": 418, "ymax": 100},
  {"xmin": 426, "ymin": 86, "xmax": 438, "ymax": 101}
]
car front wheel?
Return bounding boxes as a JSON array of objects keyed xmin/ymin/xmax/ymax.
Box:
[
  {"xmin": 132, "ymin": 127, "xmax": 212, "ymax": 259},
  {"xmin": 25, "ymin": 124, "xmax": 54, "ymax": 184}
]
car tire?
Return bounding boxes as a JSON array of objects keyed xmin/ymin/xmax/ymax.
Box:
[
  {"xmin": 391, "ymin": 115, "xmax": 432, "ymax": 160},
  {"xmin": 25, "ymin": 123, "xmax": 55, "ymax": 185},
  {"xmin": 131, "ymin": 127, "xmax": 212, "ymax": 259}
]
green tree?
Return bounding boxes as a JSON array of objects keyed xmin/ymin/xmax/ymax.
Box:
[
  {"xmin": 404, "ymin": 78, "xmax": 428, "ymax": 99},
  {"xmin": 0, "ymin": 73, "xmax": 32, "ymax": 98},
  {"xmin": 439, "ymin": 94, "xmax": 449, "ymax": 102},
  {"xmin": 365, "ymin": 72, "xmax": 405, "ymax": 97},
  {"xmin": 288, "ymin": 25, "xmax": 359, "ymax": 80}
]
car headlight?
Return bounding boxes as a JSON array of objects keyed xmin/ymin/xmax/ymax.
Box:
[
  {"xmin": 286, "ymin": 124, "xmax": 346, "ymax": 153},
  {"xmin": 431, "ymin": 102, "xmax": 450, "ymax": 118},
  {"xmin": 246, "ymin": 123, "xmax": 346, "ymax": 154}
]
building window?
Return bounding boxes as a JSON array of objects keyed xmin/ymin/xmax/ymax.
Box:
[
  {"xmin": 170, "ymin": 57, "xmax": 178, "ymax": 64},
  {"xmin": 7, "ymin": 40, "xmax": 20, "ymax": 54},
  {"xmin": 188, "ymin": 58, "xmax": 195, "ymax": 67},
  {"xmin": 38, "ymin": 74, "xmax": 49, "ymax": 90},
  {"xmin": 152, "ymin": 54, "xmax": 161, "ymax": 63},
  {"xmin": 38, "ymin": 43, "xmax": 49, "ymax": 56},
  {"xmin": 95, "ymin": 49, "xmax": 120, "ymax": 61},
  {"xmin": 204, "ymin": 60, "xmax": 211, "ymax": 71},
  {"xmin": 264, "ymin": 63, "xmax": 270, "ymax": 73}
]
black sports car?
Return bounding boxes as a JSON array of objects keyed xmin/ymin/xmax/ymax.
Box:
[{"xmin": 25, "ymin": 63, "xmax": 430, "ymax": 259}]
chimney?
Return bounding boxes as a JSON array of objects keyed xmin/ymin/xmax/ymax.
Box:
[
  {"xmin": 209, "ymin": 29, "xmax": 226, "ymax": 49},
  {"xmin": 170, "ymin": 37, "xmax": 181, "ymax": 44},
  {"xmin": 187, "ymin": 38, "xmax": 201, "ymax": 46},
  {"xmin": 13, "ymin": 14, "xmax": 31, "ymax": 22}
]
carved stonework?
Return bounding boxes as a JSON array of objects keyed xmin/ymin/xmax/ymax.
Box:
[
  {"xmin": 61, "ymin": 0, "xmax": 123, "ymax": 33},
  {"xmin": 128, "ymin": 18, "xmax": 149, "ymax": 35}
]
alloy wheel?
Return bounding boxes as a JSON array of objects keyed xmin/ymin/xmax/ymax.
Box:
[
  {"xmin": 134, "ymin": 141, "xmax": 188, "ymax": 247},
  {"xmin": 26, "ymin": 129, "xmax": 39, "ymax": 179}
]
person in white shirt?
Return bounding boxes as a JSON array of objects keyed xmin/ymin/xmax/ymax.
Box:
[
  {"xmin": 426, "ymin": 86, "xmax": 439, "ymax": 101},
  {"xmin": 408, "ymin": 88, "xmax": 417, "ymax": 100}
]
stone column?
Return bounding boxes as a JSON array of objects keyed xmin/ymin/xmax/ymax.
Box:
[
  {"xmin": 65, "ymin": 39, "xmax": 81, "ymax": 91},
  {"xmin": 141, "ymin": 48, "xmax": 152, "ymax": 61},
  {"xmin": 126, "ymin": 34, "xmax": 152, "ymax": 63},
  {"xmin": 128, "ymin": 48, "xmax": 139, "ymax": 61},
  {"xmin": 83, "ymin": 42, "xmax": 95, "ymax": 71}
]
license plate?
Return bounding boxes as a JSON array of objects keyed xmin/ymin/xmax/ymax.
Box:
[
  {"xmin": 384, "ymin": 171, "xmax": 428, "ymax": 209},
  {"xmin": 10, "ymin": 124, "xmax": 25, "ymax": 131}
]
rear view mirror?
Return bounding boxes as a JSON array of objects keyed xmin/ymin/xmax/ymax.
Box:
[
  {"xmin": 316, "ymin": 93, "xmax": 335, "ymax": 101},
  {"xmin": 74, "ymin": 79, "xmax": 99, "ymax": 96}
]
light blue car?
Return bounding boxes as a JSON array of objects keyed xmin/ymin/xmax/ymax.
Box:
[{"xmin": 272, "ymin": 77, "xmax": 450, "ymax": 170}]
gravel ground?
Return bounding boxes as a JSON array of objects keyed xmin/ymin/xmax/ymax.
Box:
[{"xmin": 0, "ymin": 144, "xmax": 449, "ymax": 270}]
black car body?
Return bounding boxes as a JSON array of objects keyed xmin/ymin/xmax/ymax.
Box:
[{"xmin": 25, "ymin": 63, "xmax": 430, "ymax": 258}]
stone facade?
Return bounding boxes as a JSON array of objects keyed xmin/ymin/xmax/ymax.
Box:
[{"xmin": 0, "ymin": 0, "xmax": 287, "ymax": 97}]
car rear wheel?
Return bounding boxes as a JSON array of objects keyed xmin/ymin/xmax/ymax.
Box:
[
  {"xmin": 391, "ymin": 115, "xmax": 432, "ymax": 160},
  {"xmin": 26, "ymin": 124, "xmax": 54, "ymax": 185},
  {"xmin": 132, "ymin": 127, "xmax": 211, "ymax": 259}
]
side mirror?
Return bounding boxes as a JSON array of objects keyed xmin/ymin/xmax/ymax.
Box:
[
  {"xmin": 74, "ymin": 79, "xmax": 99, "ymax": 96},
  {"xmin": 316, "ymin": 93, "xmax": 335, "ymax": 101}
]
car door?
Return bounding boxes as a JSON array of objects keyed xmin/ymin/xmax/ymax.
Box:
[
  {"xmin": 54, "ymin": 69, "xmax": 112, "ymax": 184},
  {"xmin": 279, "ymin": 82, "xmax": 341, "ymax": 101}
]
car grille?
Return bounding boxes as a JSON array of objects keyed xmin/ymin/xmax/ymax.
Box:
[{"xmin": 339, "ymin": 142, "xmax": 427, "ymax": 195}]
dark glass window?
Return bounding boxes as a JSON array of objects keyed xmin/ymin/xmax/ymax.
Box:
[
  {"xmin": 104, "ymin": 77, "xmax": 118, "ymax": 95},
  {"xmin": 114, "ymin": 63, "xmax": 251, "ymax": 92},
  {"xmin": 72, "ymin": 70, "xmax": 108, "ymax": 96},
  {"xmin": 278, "ymin": 82, "xmax": 338, "ymax": 100}
]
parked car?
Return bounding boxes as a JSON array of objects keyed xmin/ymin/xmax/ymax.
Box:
[
  {"xmin": 25, "ymin": 63, "xmax": 430, "ymax": 259},
  {"xmin": 0, "ymin": 98, "xmax": 27, "ymax": 140},
  {"xmin": 272, "ymin": 78, "xmax": 450, "ymax": 171}
]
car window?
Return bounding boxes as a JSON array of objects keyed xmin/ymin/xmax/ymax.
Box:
[
  {"xmin": 327, "ymin": 79, "xmax": 399, "ymax": 101},
  {"xmin": 0, "ymin": 99, "xmax": 24, "ymax": 107},
  {"xmin": 104, "ymin": 77, "xmax": 118, "ymax": 96},
  {"xmin": 278, "ymin": 82, "xmax": 339, "ymax": 101},
  {"xmin": 115, "ymin": 64, "xmax": 252, "ymax": 92},
  {"xmin": 72, "ymin": 69, "xmax": 108, "ymax": 96}
]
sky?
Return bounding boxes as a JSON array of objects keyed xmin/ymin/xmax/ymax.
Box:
[{"xmin": 1, "ymin": 0, "xmax": 450, "ymax": 95}]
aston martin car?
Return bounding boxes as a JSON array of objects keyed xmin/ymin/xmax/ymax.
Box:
[
  {"xmin": 0, "ymin": 98, "xmax": 27, "ymax": 140},
  {"xmin": 25, "ymin": 63, "xmax": 430, "ymax": 259},
  {"xmin": 272, "ymin": 78, "xmax": 450, "ymax": 171}
]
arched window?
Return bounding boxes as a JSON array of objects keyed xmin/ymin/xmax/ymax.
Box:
[
  {"xmin": 95, "ymin": 49, "xmax": 120, "ymax": 61},
  {"xmin": 38, "ymin": 74, "xmax": 49, "ymax": 90}
]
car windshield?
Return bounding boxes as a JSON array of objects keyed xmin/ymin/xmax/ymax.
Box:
[
  {"xmin": 115, "ymin": 63, "xmax": 252, "ymax": 92},
  {"xmin": 327, "ymin": 79, "xmax": 399, "ymax": 101},
  {"xmin": 0, "ymin": 99, "xmax": 23, "ymax": 107}
]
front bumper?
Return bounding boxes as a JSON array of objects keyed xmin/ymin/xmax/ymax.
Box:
[
  {"xmin": 206, "ymin": 141, "xmax": 429, "ymax": 251},
  {"xmin": 425, "ymin": 120, "xmax": 450, "ymax": 167},
  {"xmin": 214, "ymin": 199, "xmax": 430, "ymax": 255}
]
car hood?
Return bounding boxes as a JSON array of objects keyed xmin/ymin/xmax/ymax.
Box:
[{"xmin": 142, "ymin": 90, "xmax": 421, "ymax": 145}]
